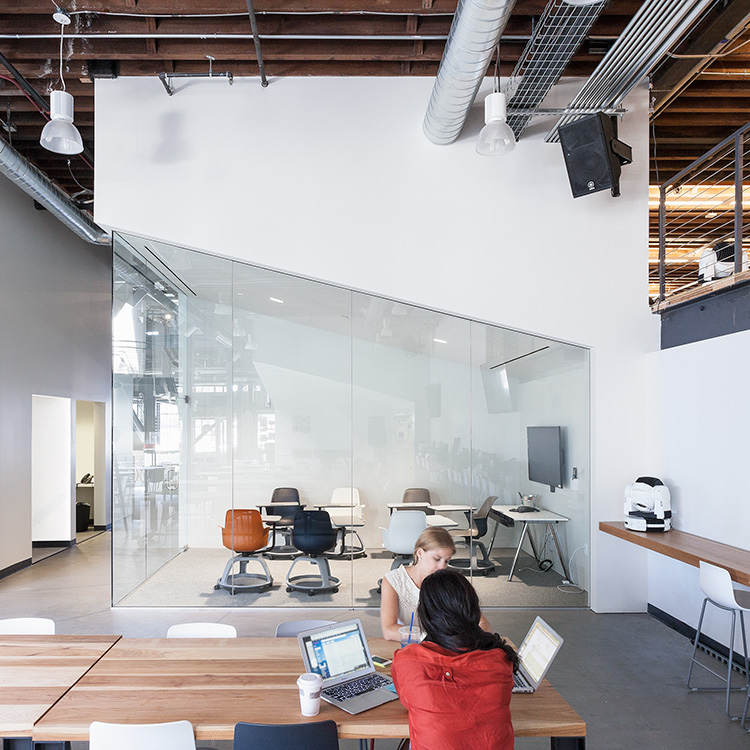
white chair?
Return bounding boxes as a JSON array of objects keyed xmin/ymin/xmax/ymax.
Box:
[
  {"xmin": 167, "ymin": 622, "xmax": 237, "ymax": 638},
  {"xmin": 90, "ymin": 720, "xmax": 197, "ymax": 750},
  {"xmin": 0, "ymin": 617, "xmax": 55, "ymax": 634},
  {"xmin": 325, "ymin": 487, "xmax": 367, "ymax": 558},
  {"xmin": 275, "ymin": 619, "xmax": 335, "ymax": 637},
  {"xmin": 687, "ymin": 561, "xmax": 750, "ymax": 720},
  {"xmin": 381, "ymin": 510, "xmax": 428, "ymax": 571}
]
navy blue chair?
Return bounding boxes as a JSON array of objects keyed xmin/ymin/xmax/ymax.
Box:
[
  {"xmin": 285, "ymin": 510, "xmax": 340, "ymax": 595},
  {"xmin": 233, "ymin": 720, "xmax": 339, "ymax": 750}
]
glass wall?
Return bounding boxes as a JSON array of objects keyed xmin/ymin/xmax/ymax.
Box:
[{"xmin": 112, "ymin": 232, "xmax": 590, "ymax": 608}]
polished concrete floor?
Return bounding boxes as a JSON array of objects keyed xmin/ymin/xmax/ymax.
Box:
[{"xmin": 1, "ymin": 532, "xmax": 748, "ymax": 749}]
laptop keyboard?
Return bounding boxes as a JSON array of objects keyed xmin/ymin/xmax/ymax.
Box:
[
  {"xmin": 323, "ymin": 673, "xmax": 391, "ymax": 702},
  {"xmin": 513, "ymin": 672, "xmax": 532, "ymax": 691}
]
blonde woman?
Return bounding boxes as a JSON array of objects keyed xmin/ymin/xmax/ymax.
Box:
[{"xmin": 381, "ymin": 527, "xmax": 490, "ymax": 641}]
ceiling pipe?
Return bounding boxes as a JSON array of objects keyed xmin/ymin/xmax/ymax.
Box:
[
  {"xmin": 423, "ymin": 0, "xmax": 518, "ymax": 145},
  {"xmin": 0, "ymin": 135, "xmax": 109, "ymax": 245}
]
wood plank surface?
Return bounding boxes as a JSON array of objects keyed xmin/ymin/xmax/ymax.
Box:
[
  {"xmin": 33, "ymin": 637, "xmax": 585, "ymax": 742},
  {"xmin": 0, "ymin": 635, "xmax": 120, "ymax": 735},
  {"xmin": 600, "ymin": 522, "xmax": 750, "ymax": 586}
]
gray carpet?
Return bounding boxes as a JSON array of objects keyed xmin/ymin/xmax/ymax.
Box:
[{"xmin": 117, "ymin": 547, "xmax": 588, "ymax": 608}]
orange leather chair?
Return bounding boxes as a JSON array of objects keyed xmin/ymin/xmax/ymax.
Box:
[{"xmin": 214, "ymin": 509, "xmax": 273, "ymax": 594}]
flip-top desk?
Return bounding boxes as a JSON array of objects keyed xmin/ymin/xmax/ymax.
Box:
[
  {"xmin": 31, "ymin": 637, "xmax": 585, "ymax": 749},
  {"xmin": 489, "ymin": 505, "xmax": 571, "ymax": 581}
]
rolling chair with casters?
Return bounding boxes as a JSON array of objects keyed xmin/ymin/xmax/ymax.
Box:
[
  {"xmin": 325, "ymin": 487, "xmax": 367, "ymax": 559},
  {"xmin": 262, "ymin": 487, "xmax": 301, "ymax": 559},
  {"xmin": 448, "ymin": 495, "xmax": 497, "ymax": 576},
  {"xmin": 215, "ymin": 509, "xmax": 273, "ymax": 594},
  {"xmin": 399, "ymin": 487, "xmax": 434, "ymax": 514},
  {"xmin": 233, "ymin": 720, "xmax": 339, "ymax": 750},
  {"xmin": 90, "ymin": 720, "xmax": 197, "ymax": 750},
  {"xmin": 377, "ymin": 510, "xmax": 428, "ymax": 593},
  {"xmin": 275, "ymin": 619, "xmax": 335, "ymax": 637},
  {"xmin": 0, "ymin": 617, "xmax": 55, "ymax": 634},
  {"xmin": 285, "ymin": 510, "xmax": 340, "ymax": 596},
  {"xmin": 167, "ymin": 622, "xmax": 237, "ymax": 638},
  {"xmin": 687, "ymin": 560, "xmax": 750, "ymax": 721}
]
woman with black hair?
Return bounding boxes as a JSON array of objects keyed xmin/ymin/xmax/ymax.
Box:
[{"xmin": 390, "ymin": 568, "xmax": 518, "ymax": 750}]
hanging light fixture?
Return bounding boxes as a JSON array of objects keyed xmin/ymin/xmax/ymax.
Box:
[
  {"xmin": 476, "ymin": 43, "xmax": 516, "ymax": 157},
  {"xmin": 40, "ymin": 9, "xmax": 83, "ymax": 155}
]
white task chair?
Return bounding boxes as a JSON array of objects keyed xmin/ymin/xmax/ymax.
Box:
[
  {"xmin": 381, "ymin": 510, "xmax": 428, "ymax": 570},
  {"xmin": 687, "ymin": 561, "xmax": 750, "ymax": 720},
  {"xmin": 325, "ymin": 487, "xmax": 367, "ymax": 558},
  {"xmin": 90, "ymin": 720, "xmax": 197, "ymax": 750},
  {"xmin": 275, "ymin": 619, "xmax": 336, "ymax": 637},
  {"xmin": 167, "ymin": 622, "xmax": 237, "ymax": 638},
  {"xmin": 0, "ymin": 617, "xmax": 55, "ymax": 634}
]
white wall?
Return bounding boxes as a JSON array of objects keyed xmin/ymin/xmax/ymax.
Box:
[
  {"xmin": 95, "ymin": 75, "xmax": 660, "ymax": 611},
  {"xmin": 32, "ymin": 395, "xmax": 72, "ymax": 542},
  {"xmin": 649, "ymin": 329, "xmax": 750, "ymax": 650},
  {"xmin": 0, "ymin": 174, "xmax": 112, "ymax": 575}
]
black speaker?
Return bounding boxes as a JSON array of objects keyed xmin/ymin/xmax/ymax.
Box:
[{"xmin": 559, "ymin": 113, "xmax": 631, "ymax": 198}]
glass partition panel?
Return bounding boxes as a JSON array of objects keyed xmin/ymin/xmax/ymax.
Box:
[{"xmin": 112, "ymin": 231, "xmax": 589, "ymax": 610}]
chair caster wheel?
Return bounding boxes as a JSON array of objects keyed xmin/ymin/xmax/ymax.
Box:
[
  {"xmin": 214, "ymin": 584, "xmax": 221, "ymax": 590},
  {"xmin": 308, "ymin": 591, "xmax": 316, "ymax": 597},
  {"xmin": 286, "ymin": 587, "xmax": 293, "ymax": 592},
  {"xmin": 377, "ymin": 588, "xmax": 381, "ymax": 595},
  {"xmin": 333, "ymin": 588, "xmax": 339, "ymax": 593}
]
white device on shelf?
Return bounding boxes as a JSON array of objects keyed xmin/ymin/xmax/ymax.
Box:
[{"xmin": 624, "ymin": 476, "xmax": 672, "ymax": 532}]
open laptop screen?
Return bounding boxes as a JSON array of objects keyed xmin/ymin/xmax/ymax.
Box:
[
  {"xmin": 300, "ymin": 621, "xmax": 371, "ymax": 681},
  {"xmin": 517, "ymin": 617, "xmax": 564, "ymax": 686}
]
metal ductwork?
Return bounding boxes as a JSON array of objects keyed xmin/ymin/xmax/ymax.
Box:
[
  {"xmin": 0, "ymin": 135, "xmax": 109, "ymax": 246},
  {"xmin": 423, "ymin": 0, "xmax": 517, "ymax": 145},
  {"xmin": 545, "ymin": 0, "xmax": 715, "ymax": 142}
]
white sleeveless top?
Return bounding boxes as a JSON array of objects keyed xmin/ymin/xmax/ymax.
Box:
[{"xmin": 385, "ymin": 565, "xmax": 421, "ymax": 630}]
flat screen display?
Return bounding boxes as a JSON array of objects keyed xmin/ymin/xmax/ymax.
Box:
[{"xmin": 527, "ymin": 426, "xmax": 564, "ymax": 491}]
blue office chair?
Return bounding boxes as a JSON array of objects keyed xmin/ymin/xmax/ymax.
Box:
[
  {"xmin": 233, "ymin": 720, "xmax": 339, "ymax": 750},
  {"xmin": 285, "ymin": 510, "xmax": 340, "ymax": 596}
]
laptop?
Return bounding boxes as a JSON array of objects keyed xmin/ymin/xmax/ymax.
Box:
[
  {"xmin": 512, "ymin": 616, "xmax": 564, "ymax": 693},
  {"xmin": 298, "ymin": 619, "xmax": 399, "ymax": 714}
]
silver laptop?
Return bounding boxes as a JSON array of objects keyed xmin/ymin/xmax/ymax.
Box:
[
  {"xmin": 512, "ymin": 616, "xmax": 564, "ymax": 693},
  {"xmin": 298, "ymin": 619, "xmax": 398, "ymax": 714}
]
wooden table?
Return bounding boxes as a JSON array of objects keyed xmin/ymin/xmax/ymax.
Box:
[
  {"xmin": 600, "ymin": 521, "xmax": 750, "ymax": 587},
  {"xmin": 0, "ymin": 634, "xmax": 119, "ymax": 745},
  {"xmin": 33, "ymin": 637, "xmax": 585, "ymax": 748}
]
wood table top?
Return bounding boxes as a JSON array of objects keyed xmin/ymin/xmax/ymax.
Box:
[
  {"xmin": 32, "ymin": 637, "xmax": 585, "ymax": 742},
  {"xmin": 0, "ymin": 634, "xmax": 120, "ymax": 736},
  {"xmin": 600, "ymin": 521, "xmax": 750, "ymax": 587}
]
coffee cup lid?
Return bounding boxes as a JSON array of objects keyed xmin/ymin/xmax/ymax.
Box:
[{"xmin": 298, "ymin": 672, "xmax": 322, "ymax": 685}]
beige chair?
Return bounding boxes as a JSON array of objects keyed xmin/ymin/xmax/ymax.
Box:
[
  {"xmin": 274, "ymin": 619, "xmax": 335, "ymax": 637},
  {"xmin": 0, "ymin": 617, "xmax": 55, "ymax": 634},
  {"xmin": 325, "ymin": 487, "xmax": 366, "ymax": 558}
]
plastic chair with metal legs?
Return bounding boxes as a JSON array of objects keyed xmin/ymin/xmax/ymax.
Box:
[{"xmin": 687, "ymin": 560, "xmax": 750, "ymax": 720}]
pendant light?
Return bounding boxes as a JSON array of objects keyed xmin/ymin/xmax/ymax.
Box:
[
  {"xmin": 40, "ymin": 9, "xmax": 84, "ymax": 155},
  {"xmin": 476, "ymin": 43, "xmax": 516, "ymax": 157}
]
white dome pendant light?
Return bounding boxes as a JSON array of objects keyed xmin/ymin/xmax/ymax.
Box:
[{"xmin": 40, "ymin": 9, "xmax": 84, "ymax": 155}]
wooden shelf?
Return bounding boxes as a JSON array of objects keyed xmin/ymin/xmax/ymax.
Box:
[{"xmin": 599, "ymin": 522, "xmax": 750, "ymax": 587}]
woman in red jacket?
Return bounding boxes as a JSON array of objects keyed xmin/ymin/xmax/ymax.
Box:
[{"xmin": 391, "ymin": 569, "xmax": 518, "ymax": 750}]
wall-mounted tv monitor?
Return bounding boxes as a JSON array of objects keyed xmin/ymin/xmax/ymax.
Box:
[{"xmin": 527, "ymin": 426, "xmax": 564, "ymax": 492}]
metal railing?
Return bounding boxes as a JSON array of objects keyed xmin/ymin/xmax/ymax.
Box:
[{"xmin": 655, "ymin": 122, "xmax": 749, "ymax": 305}]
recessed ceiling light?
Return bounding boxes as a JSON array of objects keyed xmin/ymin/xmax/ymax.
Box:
[
  {"xmin": 270, "ymin": 297, "xmax": 284, "ymax": 304},
  {"xmin": 146, "ymin": 331, "xmax": 159, "ymax": 336},
  {"xmin": 705, "ymin": 211, "xmax": 718, "ymax": 218},
  {"xmin": 433, "ymin": 338, "xmax": 447, "ymax": 344}
]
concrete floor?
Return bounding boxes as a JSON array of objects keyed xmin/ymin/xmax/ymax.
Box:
[{"xmin": 1, "ymin": 532, "xmax": 748, "ymax": 749}]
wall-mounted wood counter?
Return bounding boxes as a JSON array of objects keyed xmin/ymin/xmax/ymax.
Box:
[{"xmin": 599, "ymin": 522, "xmax": 750, "ymax": 588}]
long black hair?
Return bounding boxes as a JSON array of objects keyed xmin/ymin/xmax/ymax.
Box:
[{"xmin": 418, "ymin": 568, "xmax": 518, "ymax": 671}]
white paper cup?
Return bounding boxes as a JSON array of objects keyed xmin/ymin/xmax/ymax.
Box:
[{"xmin": 297, "ymin": 672, "xmax": 323, "ymax": 716}]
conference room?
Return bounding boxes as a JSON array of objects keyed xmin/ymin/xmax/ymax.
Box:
[{"xmin": 111, "ymin": 231, "xmax": 591, "ymax": 612}]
